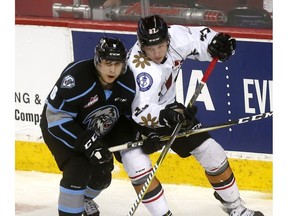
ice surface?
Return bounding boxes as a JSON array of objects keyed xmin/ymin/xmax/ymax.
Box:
[{"xmin": 15, "ymin": 171, "xmax": 272, "ymax": 216}]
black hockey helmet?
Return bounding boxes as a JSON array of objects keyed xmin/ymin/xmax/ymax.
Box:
[
  {"xmin": 95, "ymin": 37, "xmax": 127, "ymax": 64},
  {"xmin": 137, "ymin": 14, "xmax": 169, "ymax": 46}
]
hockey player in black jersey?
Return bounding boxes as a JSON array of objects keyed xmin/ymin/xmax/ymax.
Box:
[{"xmin": 40, "ymin": 37, "xmax": 136, "ymax": 216}]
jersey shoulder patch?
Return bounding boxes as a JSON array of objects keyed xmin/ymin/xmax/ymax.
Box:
[
  {"xmin": 136, "ymin": 72, "xmax": 153, "ymax": 92},
  {"xmin": 61, "ymin": 75, "xmax": 75, "ymax": 89}
]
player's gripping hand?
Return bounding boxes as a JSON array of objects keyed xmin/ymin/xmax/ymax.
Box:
[
  {"xmin": 142, "ymin": 131, "xmax": 165, "ymax": 154},
  {"xmin": 159, "ymin": 102, "xmax": 185, "ymax": 127},
  {"xmin": 181, "ymin": 105, "xmax": 197, "ymax": 131},
  {"xmin": 76, "ymin": 131, "xmax": 112, "ymax": 164},
  {"xmin": 208, "ymin": 33, "xmax": 236, "ymax": 61},
  {"xmin": 159, "ymin": 102, "xmax": 196, "ymax": 127}
]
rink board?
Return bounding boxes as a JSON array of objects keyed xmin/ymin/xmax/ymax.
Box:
[{"xmin": 15, "ymin": 141, "xmax": 272, "ymax": 193}]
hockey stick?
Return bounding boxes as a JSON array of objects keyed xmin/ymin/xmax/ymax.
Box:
[
  {"xmin": 126, "ymin": 58, "xmax": 218, "ymax": 216},
  {"xmin": 109, "ymin": 111, "xmax": 273, "ymax": 153}
]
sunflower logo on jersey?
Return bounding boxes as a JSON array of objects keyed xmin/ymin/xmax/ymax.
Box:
[
  {"xmin": 139, "ymin": 113, "xmax": 159, "ymax": 127},
  {"xmin": 132, "ymin": 52, "xmax": 151, "ymax": 69}
]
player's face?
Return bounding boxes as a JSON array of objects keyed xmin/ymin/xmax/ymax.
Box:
[
  {"xmin": 142, "ymin": 40, "xmax": 168, "ymax": 64},
  {"xmin": 97, "ymin": 60, "xmax": 124, "ymax": 84}
]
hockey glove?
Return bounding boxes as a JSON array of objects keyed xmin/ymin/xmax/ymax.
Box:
[
  {"xmin": 76, "ymin": 131, "xmax": 112, "ymax": 165},
  {"xmin": 159, "ymin": 102, "xmax": 196, "ymax": 127},
  {"xmin": 141, "ymin": 131, "xmax": 165, "ymax": 155},
  {"xmin": 159, "ymin": 102, "xmax": 185, "ymax": 127},
  {"xmin": 181, "ymin": 105, "xmax": 197, "ymax": 130},
  {"xmin": 208, "ymin": 33, "xmax": 236, "ymax": 62}
]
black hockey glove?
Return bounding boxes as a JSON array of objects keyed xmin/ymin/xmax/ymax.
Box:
[
  {"xmin": 141, "ymin": 131, "xmax": 165, "ymax": 155},
  {"xmin": 159, "ymin": 102, "xmax": 196, "ymax": 127},
  {"xmin": 159, "ymin": 102, "xmax": 185, "ymax": 127},
  {"xmin": 208, "ymin": 33, "xmax": 236, "ymax": 62},
  {"xmin": 181, "ymin": 105, "xmax": 198, "ymax": 131},
  {"xmin": 76, "ymin": 131, "xmax": 112, "ymax": 165}
]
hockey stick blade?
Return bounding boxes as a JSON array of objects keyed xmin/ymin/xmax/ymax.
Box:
[{"xmin": 109, "ymin": 111, "xmax": 273, "ymax": 153}]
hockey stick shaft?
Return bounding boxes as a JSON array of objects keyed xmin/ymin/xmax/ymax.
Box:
[
  {"xmin": 167, "ymin": 111, "xmax": 273, "ymax": 138},
  {"xmin": 126, "ymin": 58, "xmax": 218, "ymax": 216},
  {"xmin": 109, "ymin": 111, "xmax": 273, "ymax": 153}
]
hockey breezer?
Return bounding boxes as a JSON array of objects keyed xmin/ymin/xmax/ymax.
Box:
[{"xmin": 109, "ymin": 111, "xmax": 273, "ymax": 153}]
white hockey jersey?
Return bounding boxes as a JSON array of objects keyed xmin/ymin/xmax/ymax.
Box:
[{"xmin": 128, "ymin": 25, "xmax": 217, "ymax": 128}]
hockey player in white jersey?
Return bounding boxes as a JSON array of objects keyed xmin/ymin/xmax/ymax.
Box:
[{"xmin": 120, "ymin": 14, "xmax": 264, "ymax": 216}]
